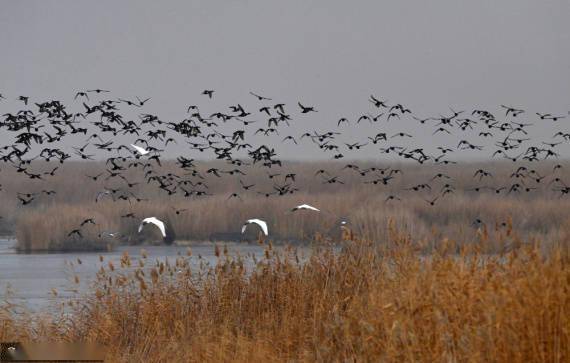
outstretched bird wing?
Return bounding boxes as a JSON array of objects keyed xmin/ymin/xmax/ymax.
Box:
[
  {"xmin": 243, "ymin": 219, "xmax": 268, "ymax": 235},
  {"xmin": 293, "ymin": 204, "xmax": 320, "ymax": 212},
  {"xmin": 139, "ymin": 217, "xmax": 166, "ymax": 237},
  {"xmin": 131, "ymin": 144, "xmax": 149, "ymax": 155}
]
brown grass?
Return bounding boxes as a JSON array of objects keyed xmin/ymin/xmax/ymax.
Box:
[
  {"xmin": 4, "ymin": 160, "xmax": 570, "ymax": 250},
  {"xmin": 15, "ymin": 205, "xmax": 118, "ymax": 252},
  {"xmin": 1, "ymin": 225, "xmax": 568, "ymax": 362}
]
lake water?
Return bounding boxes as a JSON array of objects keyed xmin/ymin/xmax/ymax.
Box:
[{"xmin": 0, "ymin": 238, "xmax": 271, "ymax": 312}]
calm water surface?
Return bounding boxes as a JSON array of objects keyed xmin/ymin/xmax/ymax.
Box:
[{"xmin": 0, "ymin": 238, "xmax": 273, "ymax": 312}]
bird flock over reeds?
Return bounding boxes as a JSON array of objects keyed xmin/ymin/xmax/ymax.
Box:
[{"xmin": 0, "ymin": 89, "xmax": 569, "ymax": 240}]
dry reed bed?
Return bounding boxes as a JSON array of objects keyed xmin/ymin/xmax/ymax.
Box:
[
  {"xmin": 15, "ymin": 206, "xmax": 118, "ymax": 252},
  {"xmin": 4, "ymin": 160, "xmax": 570, "ymax": 250},
  {"xmin": 14, "ymin": 191, "xmax": 570, "ymax": 252},
  {"xmin": 1, "ymin": 228, "xmax": 568, "ymax": 362}
]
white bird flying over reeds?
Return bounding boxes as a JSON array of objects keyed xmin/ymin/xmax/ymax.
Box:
[
  {"xmin": 291, "ymin": 204, "xmax": 320, "ymax": 212},
  {"xmin": 138, "ymin": 217, "xmax": 166, "ymax": 237},
  {"xmin": 241, "ymin": 219, "xmax": 268, "ymax": 236}
]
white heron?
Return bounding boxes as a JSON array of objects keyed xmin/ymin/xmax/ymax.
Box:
[
  {"xmin": 291, "ymin": 204, "xmax": 320, "ymax": 212},
  {"xmin": 131, "ymin": 144, "xmax": 150, "ymax": 156},
  {"xmin": 241, "ymin": 219, "xmax": 268, "ymax": 236},
  {"xmin": 138, "ymin": 217, "xmax": 166, "ymax": 237}
]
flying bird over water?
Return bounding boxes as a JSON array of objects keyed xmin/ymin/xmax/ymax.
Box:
[
  {"xmin": 138, "ymin": 217, "xmax": 166, "ymax": 238},
  {"xmin": 241, "ymin": 219, "xmax": 268, "ymax": 236}
]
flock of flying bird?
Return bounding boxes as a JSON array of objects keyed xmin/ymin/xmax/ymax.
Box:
[{"xmin": 0, "ymin": 89, "xmax": 569, "ymax": 240}]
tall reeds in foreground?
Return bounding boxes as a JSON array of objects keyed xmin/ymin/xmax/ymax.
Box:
[{"xmin": 1, "ymin": 226, "xmax": 568, "ymax": 362}]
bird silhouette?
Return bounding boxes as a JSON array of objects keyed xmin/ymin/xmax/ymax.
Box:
[{"xmin": 298, "ymin": 102, "xmax": 317, "ymax": 113}]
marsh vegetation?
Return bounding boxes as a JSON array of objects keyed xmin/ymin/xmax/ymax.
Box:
[
  {"xmin": 2, "ymin": 160, "xmax": 570, "ymax": 252},
  {"xmin": 1, "ymin": 225, "xmax": 568, "ymax": 362}
]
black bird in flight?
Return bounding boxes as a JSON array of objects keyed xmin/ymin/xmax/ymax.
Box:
[
  {"xmin": 80, "ymin": 218, "xmax": 96, "ymax": 227},
  {"xmin": 337, "ymin": 117, "xmax": 349, "ymax": 126},
  {"xmin": 384, "ymin": 195, "xmax": 401, "ymax": 203},
  {"xmin": 500, "ymin": 105, "xmax": 524, "ymax": 117},
  {"xmin": 298, "ymin": 102, "xmax": 317, "ymax": 113},
  {"xmin": 369, "ymin": 95, "xmax": 388, "ymax": 108},
  {"xmin": 171, "ymin": 207, "xmax": 187, "ymax": 215},
  {"xmin": 87, "ymin": 89, "xmax": 110, "ymax": 93},
  {"xmin": 68, "ymin": 229, "xmax": 83, "ymax": 238},
  {"xmin": 136, "ymin": 96, "xmax": 151, "ymax": 106},
  {"xmin": 249, "ymin": 91, "xmax": 271, "ymax": 101},
  {"xmin": 227, "ymin": 193, "xmax": 242, "ymax": 200},
  {"xmin": 75, "ymin": 91, "xmax": 89, "ymax": 100},
  {"xmin": 423, "ymin": 196, "xmax": 439, "ymax": 206}
]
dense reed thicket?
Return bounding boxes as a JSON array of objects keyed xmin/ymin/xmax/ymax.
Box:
[
  {"xmin": 1, "ymin": 226, "xmax": 568, "ymax": 362},
  {"xmin": 3, "ymin": 160, "xmax": 570, "ymax": 250}
]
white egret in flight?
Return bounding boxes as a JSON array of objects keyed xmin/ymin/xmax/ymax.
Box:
[
  {"xmin": 138, "ymin": 217, "xmax": 166, "ymax": 237},
  {"xmin": 241, "ymin": 219, "xmax": 268, "ymax": 236},
  {"xmin": 131, "ymin": 144, "xmax": 150, "ymax": 156},
  {"xmin": 291, "ymin": 204, "xmax": 320, "ymax": 212}
]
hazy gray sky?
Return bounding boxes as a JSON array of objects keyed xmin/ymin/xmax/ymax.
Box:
[{"xmin": 1, "ymin": 0, "xmax": 569, "ymax": 160}]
